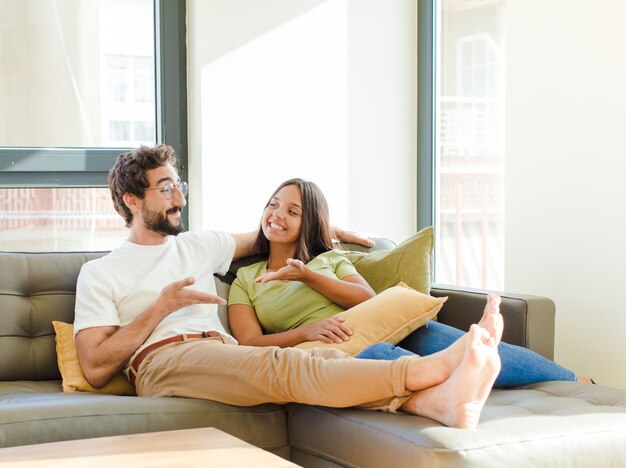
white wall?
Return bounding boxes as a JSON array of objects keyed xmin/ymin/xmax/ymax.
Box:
[
  {"xmin": 186, "ymin": 0, "xmax": 417, "ymax": 243},
  {"xmin": 346, "ymin": 0, "xmax": 417, "ymax": 241},
  {"xmin": 506, "ymin": 0, "xmax": 626, "ymax": 388}
]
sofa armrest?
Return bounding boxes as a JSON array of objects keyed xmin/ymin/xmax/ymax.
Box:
[{"xmin": 430, "ymin": 284, "xmax": 556, "ymax": 360}]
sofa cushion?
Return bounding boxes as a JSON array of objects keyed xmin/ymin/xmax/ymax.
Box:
[
  {"xmin": 343, "ymin": 227, "xmax": 434, "ymax": 294},
  {"xmin": 0, "ymin": 381, "xmax": 289, "ymax": 455},
  {"xmin": 0, "ymin": 251, "xmax": 107, "ymax": 381},
  {"xmin": 294, "ymin": 284, "xmax": 446, "ymax": 355},
  {"xmin": 287, "ymin": 381, "xmax": 626, "ymax": 467}
]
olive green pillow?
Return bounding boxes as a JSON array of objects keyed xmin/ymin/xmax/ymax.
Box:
[{"xmin": 343, "ymin": 226, "xmax": 434, "ymax": 294}]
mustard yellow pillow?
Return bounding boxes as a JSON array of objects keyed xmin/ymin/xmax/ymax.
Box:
[
  {"xmin": 52, "ymin": 321, "xmax": 136, "ymax": 396},
  {"xmin": 344, "ymin": 226, "xmax": 434, "ymax": 294},
  {"xmin": 294, "ymin": 284, "xmax": 447, "ymax": 356}
]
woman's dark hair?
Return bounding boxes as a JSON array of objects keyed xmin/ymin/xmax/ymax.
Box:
[
  {"xmin": 251, "ymin": 178, "xmax": 334, "ymax": 263},
  {"xmin": 108, "ymin": 144, "xmax": 178, "ymax": 227}
]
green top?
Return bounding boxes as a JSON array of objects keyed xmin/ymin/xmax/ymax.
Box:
[{"xmin": 228, "ymin": 250, "xmax": 358, "ymax": 333}]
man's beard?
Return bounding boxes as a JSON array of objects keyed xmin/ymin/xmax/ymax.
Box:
[{"xmin": 142, "ymin": 206, "xmax": 184, "ymax": 236}]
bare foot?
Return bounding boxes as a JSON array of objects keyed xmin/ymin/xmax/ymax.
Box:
[
  {"xmin": 478, "ymin": 293, "xmax": 501, "ymax": 328},
  {"xmin": 404, "ymin": 294, "xmax": 502, "ymax": 392},
  {"xmin": 578, "ymin": 376, "xmax": 595, "ymax": 384},
  {"xmin": 404, "ymin": 327, "xmax": 479, "ymax": 390},
  {"xmin": 403, "ymin": 342, "xmax": 464, "ymax": 390},
  {"xmin": 477, "ymin": 294, "xmax": 503, "ymax": 346},
  {"xmin": 401, "ymin": 324, "xmax": 501, "ymax": 429},
  {"xmin": 482, "ymin": 308, "xmax": 503, "ymax": 346},
  {"xmin": 404, "ymin": 296, "xmax": 503, "ymax": 391}
]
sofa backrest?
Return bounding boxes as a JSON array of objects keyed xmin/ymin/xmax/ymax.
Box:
[
  {"xmin": 0, "ymin": 251, "xmax": 106, "ymax": 381},
  {"xmin": 0, "ymin": 239, "xmax": 394, "ymax": 383}
]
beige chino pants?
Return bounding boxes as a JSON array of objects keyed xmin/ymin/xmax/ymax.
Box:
[{"xmin": 135, "ymin": 337, "xmax": 412, "ymax": 412}]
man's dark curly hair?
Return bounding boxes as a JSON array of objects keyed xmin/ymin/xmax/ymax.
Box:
[{"xmin": 108, "ymin": 144, "xmax": 178, "ymax": 227}]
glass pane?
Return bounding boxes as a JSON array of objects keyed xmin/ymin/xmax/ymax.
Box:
[
  {"xmin": 109, "ymin": 120, "xmax": 131, "ymax": 141},
  {"xmin": 0, "ymin": 188, "xmax": 126, "ymax": 251},
  {"xmin": 133, "ymin": 73, "xmax": 154, "ymax": 102},
  {"xmin": 435, "ymin": 0, "xmax": 505, "ymax": 290},
  {"xmin": 109, "ymin": 72, "xmax": 131, "ymax": 102},
  {"xmin": 134, "ymin": 121, "xmax": 155, "ymax": 142},
  {"xmin": 0, "ymin": 0, "xmax": 155, "ymax": 147}
]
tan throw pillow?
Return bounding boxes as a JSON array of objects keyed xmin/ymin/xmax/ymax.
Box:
[
  {"xmin": 343, "ymin": 226, "xmax": 434, "ymax": 294},
  {"xmin": 294, "ymin": 283, "xmax": 447, "ymax": 356},
  {"xmin": 52, "ymin": 321, "xmax": 136, "ymax": 396}
]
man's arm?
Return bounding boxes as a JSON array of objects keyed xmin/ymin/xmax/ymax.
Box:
[
  {"xmin": 230, "ymin": 227, "xmax": 374, "ymax": 261},
  {"xmin": 331, "ymin": 226, "xmax": 375, "ymax": 248},
  {"xmin": 75, "ymin": 314, "xmax": 164, "ymax": 387},
  {"xmin": 75, "ymin": 277, "xmax": 226, "ymax": 388},
  {"xmin": 231, "ymin": 232, "xmax": 258, "ymax": 260}
]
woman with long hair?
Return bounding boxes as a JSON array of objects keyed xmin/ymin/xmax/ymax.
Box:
[{"xmin": 228, "ymin": 178, "xmax": 585, "ymax": 387}]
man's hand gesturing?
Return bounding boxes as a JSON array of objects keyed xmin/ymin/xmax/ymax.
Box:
[{"xmin": 158, "ymin": 277, "xmax": 226, "ymax": 315}]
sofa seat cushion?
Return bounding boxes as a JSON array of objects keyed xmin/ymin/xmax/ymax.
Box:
[
  {"xmin": 287, "ymin": 382, "xmax": 626, "ymax": 467},
  {"xmin": 0, "ymin": 381, "xmax": 64, "ymax": 395},
  {"xmin": 0, "ymin": 381, "xmax": 288, "ymax": 456}
]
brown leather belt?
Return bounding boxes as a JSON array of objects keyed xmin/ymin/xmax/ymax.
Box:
[{"xmin": 128, "ymin": 331, "xmax": 222, "ymax": 387}]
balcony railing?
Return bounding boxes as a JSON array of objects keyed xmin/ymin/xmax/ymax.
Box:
[{"xmin": 436, "ymin": 96, "xmax": 504, "ymax": 290}]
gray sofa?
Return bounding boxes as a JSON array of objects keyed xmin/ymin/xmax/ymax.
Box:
[{"xmin": 2, "ymin": 248, "xmax": 626, "ymax": 467}]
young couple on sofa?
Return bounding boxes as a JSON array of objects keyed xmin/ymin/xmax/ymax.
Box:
[{"xmin": 74, "ymin": 144, "xmax": 584, "ymax": 431}]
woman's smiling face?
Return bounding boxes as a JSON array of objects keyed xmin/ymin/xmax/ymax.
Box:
[{"xmin": 262, "ymin": 184, "xmax": 303, "ymax": 244}]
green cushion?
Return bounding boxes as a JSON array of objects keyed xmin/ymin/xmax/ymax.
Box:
[{"xmin": 343, "ymin": 226, "xmax": 434, "ymax": 294}]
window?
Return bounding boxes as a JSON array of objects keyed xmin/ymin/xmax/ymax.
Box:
[
  {"xmin": 103, "ymin": 53, "xmax": 156, "ymax": 146},
  {"xmin": 0, "ymin": 0, "xmax": 155, "ymax": 148},
  {"xmin": 0, "ymin": 0, "xmax": 187, "ymax": 251},
  {"xmin": 419, "ymin": 0, "xmax": 505, "ymax": 290}
]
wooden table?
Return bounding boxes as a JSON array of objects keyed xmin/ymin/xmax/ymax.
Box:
[{"xmin": 0, "ymin": 427, "xmax": 299, "ymax": 467}]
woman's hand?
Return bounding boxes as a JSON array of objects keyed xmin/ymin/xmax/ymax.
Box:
[
  {"xmin": 300, "ymin": 316, "xmax": 353, "ymax": 344},
  {"xmin": 255, "ymin": 259, "xmax": 308, "ymax": 284}
]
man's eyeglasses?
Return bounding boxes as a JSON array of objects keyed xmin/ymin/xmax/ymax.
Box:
[{"xmin": 145, "ymin": 181, "xmax": 189, "ymax": 200}]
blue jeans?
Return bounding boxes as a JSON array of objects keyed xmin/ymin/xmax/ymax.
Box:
[{"xmin": 356, "ymin": 320, "xmax": 576, "ymax": 388}]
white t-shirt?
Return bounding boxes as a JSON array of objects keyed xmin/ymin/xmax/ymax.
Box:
[{"xmin": 74, "ymin": 230, "xmax": 236, "ymax": 373}]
